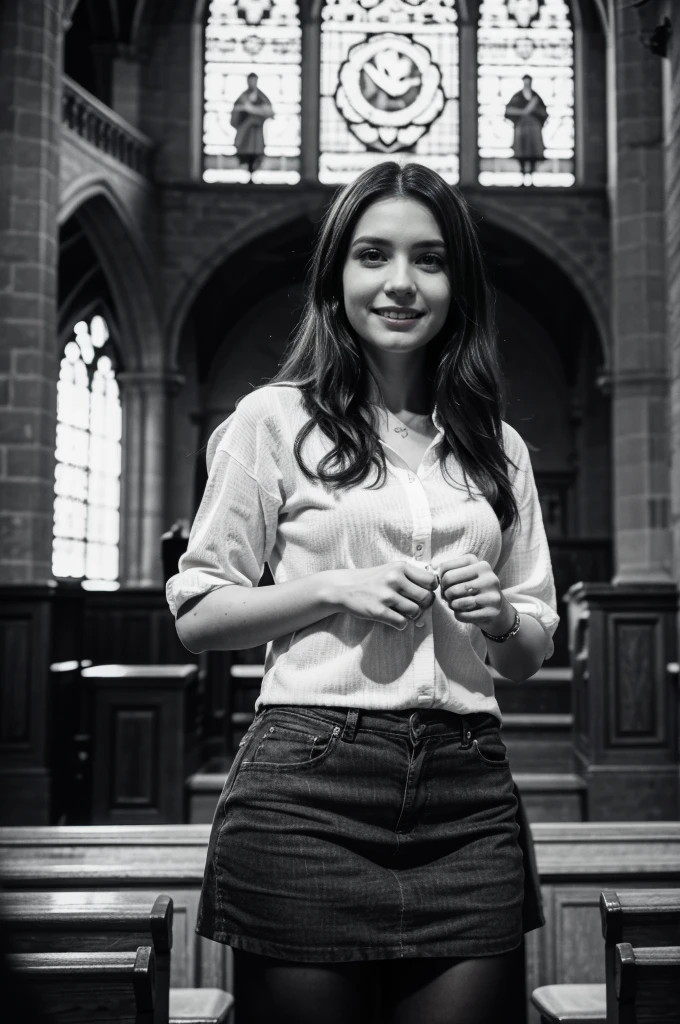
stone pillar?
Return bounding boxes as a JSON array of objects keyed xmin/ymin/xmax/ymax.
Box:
[
  {"xmin": 610, "ymin": 1, "xmax": 670, "ymax": 584},
  {"xmin": 118, "ymin": 372, "xmax": 184, "ymax": 588},
  {"xmin": 0, "ymin": 0, "xmax": 64, "ymax": 582},
  {"xmin": 300, "ymin": 0, "xmax": 321, "ymax": 183},
  {"xmin": 458, "ymin": 11, "xmax": 479, "ymax": 187}
]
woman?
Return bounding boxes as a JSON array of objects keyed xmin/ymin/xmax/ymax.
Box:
[{"xmin": 167, "ymin": 161, "xmax": 559, "ymax": 1024}]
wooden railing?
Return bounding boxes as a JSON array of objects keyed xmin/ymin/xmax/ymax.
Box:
[{"xmin": 62, "ymin": 75, "xmax": 154, "ymax": 177}]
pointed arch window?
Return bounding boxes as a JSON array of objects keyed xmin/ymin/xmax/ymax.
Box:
[
  {"xmin": 52, "ymin": 315, "xmax": 122, "ymax": 584},
  {"xmin": 203, "ymin": 0, "xmax": 302, "ymax": 183},
  {"xmin": 478, "ymin": 0, "xmax": 574, "ymax": 186},
  {"xmin": 319, "ymin": 0, "xmax": 459, "ymax": 185}
]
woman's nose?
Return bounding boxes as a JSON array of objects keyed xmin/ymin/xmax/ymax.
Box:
[{"xmin": 383, "ymin": 257, "xmax": 416, "ymax": 296}]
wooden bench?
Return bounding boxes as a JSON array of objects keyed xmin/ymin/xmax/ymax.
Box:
[
  {"xmin": 2, "ymin": 823, "xmax": 680, "ymax": 1024},
  {"xmin": 614, "ymin": 944, "xmax": 680, "ymax": 1023},
  {"xmin": 530, "ymin": 889, "xmax": 680, "ymax": 1023},
  {"xmin": 6, "ymin": 948, "xmax": 155, "ymax": 1024},
  {"xmin": 0, "ymin": 892, "xmax": 172, "ymax": 1024},
  {"xmin": 0, "ymin": 891, "xmax": 233, "ymax": 1024},
  {"xmin": 531, "ymin": 984, "xmax": 605, "ymax": 1023}
]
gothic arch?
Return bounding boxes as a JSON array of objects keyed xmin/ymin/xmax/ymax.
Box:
[
  {"xmin": 168, "ymin": 192, "xmax": 328, "ymax": 367},
  {"xmin": 58, "ymin": 180, "xmax": 163, "ymax": 373},
  {"xmin": 473, "ymin": 194, "xmax": 610, "ymax": 366}
]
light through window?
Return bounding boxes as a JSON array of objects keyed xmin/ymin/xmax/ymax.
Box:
[
  {"xmin": 203, "ymin": 0, "xmax": 302, "ymax": 184},
  {"xmin": 320, "ymin": 0, "xmax": 459, "ymax": 185},
  {"xmin": 478, "ymin": 0, "xmax": 574, "ymax": 187},
  {"xmin": 52, "ymin": 315, "xmax": 121, "ymax": 584}
]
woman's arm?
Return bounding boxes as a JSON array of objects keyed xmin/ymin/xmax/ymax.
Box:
[
  {"xmin": 480, "ymin": 597, "xmax": 550, "ymax": 682},
  {"xmin": 177, "ymin": 561, "xmax": 439, "ymax": 654},
  {"xmin": 176, "ymin": 572, "xmax": 337, "ymax": 653}
]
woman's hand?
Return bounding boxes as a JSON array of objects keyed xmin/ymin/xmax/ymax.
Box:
[
  {"xmin": 322, "ymin": 561, "xmax": 438, "ymax": 631},
  {"xmin": 436, "ymin": 553, "xmax": 516, "ymax": 634}
]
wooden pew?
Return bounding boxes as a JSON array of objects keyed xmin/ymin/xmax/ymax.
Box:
[
  {"xmin": 601, "ymin": 890, "xmax": 680, "ymax": 1019},
  {"xmin": 0, "ymin": 892, "xmax": 172, "ymax": 1024},
  {"xmin": 6, "ymin": 947, "xmax": 155, "ymax": 1024},
  {"xmin": 614, "ymin": 944, "xmax": 680, "ymax": 1023},
  {"xmin": 530, "ymin": 890, "xmax": 680, "ymax": 1023},
  {"xmin": 1, "ymin": 823, "xmax": 680, "ymax": 1024},
  {"xmin": 0, "ymin": 891, "xmax": 233, "ymax": 1024}
]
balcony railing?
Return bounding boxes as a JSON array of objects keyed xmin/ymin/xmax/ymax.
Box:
[{"xmin": 62, "ymin": 75, "xmax": 154, "ymax": 178}]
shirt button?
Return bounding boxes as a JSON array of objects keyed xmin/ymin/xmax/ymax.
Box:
[
  {"xmin": 415, "ymin": 544, "xmax": 423, "ymax": 551},
  {"xmin": 408, "ymin": 473, "xmax": 415, "ymax": 483}
]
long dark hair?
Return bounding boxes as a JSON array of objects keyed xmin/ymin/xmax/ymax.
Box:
[{"xmin": 269, "ymin": 161, "xmax": 520, "ymax": 531}]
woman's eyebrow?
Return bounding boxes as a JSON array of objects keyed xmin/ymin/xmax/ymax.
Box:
[{"xmin": 351, "ymin": 236, "xmax": 447, "ymax": 249}]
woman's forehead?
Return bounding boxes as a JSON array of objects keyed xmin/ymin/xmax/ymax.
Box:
[{"xmin": 350, "ymin": 197, "xmax": 444, "ymax": 244}]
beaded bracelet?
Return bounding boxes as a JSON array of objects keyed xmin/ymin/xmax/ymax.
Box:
[{"xmin": 480, "ymin": 607, "xmax": 521, "ymax": 643}]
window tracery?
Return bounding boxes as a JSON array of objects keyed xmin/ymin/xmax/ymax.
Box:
[
  {"xmin": 52, "ymin": 315, "xmax": 122, "ymax": 584},
  {"xmin": 478, "ymin": 0, "xmax": 574, "ymax": 186},
  {"xmin": 203, "ymin": 0, "xmax": 302, "ymax": 183},
  {"xmin": 319, "ymin": 0, "xmax": 459, "ymax": 183}
]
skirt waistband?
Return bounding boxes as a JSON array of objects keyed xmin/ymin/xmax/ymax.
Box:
[{"xmin": 255, "ymin": 704, "xmax": 498, "ymax": 748}]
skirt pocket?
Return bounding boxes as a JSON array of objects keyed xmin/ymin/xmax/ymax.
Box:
[{"xmin": 242, "ymin": 712, "xmax": 341, "ymax": 772}]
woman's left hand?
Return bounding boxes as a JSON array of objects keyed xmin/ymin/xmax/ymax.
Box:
[{"xmin": 435, "ymin": 553, "xmax": 515, "ymax": 633}]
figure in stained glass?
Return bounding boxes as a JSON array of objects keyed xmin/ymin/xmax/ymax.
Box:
[
  {"xmin": 504, "ymin": 74, "xmax": 548, "ymax": 179},
  {"xmin": 231, "ymin": 72, "xmax": 274, "ymax": 175}
]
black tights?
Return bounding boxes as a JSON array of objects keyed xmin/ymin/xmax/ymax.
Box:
[{"xmin": 233, "ymin": 944, "xmax": 523, "ymax": 1024}]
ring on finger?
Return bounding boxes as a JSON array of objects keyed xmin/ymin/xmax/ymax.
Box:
[{"xmin": 465, "ymin": 585, "xmax": 479, "ymax": 596}]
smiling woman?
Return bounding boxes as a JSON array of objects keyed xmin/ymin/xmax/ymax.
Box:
[{"xmin": 167, "ymin": 161, "xmax": 559, "ymax": 1024}]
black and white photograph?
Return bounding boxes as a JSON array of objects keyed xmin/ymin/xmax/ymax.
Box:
[{"xmin": 0, "ymin": 1, "xmax": 678, "ymax": 1022}]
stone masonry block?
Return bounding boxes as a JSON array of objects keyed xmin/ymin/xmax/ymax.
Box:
[
  {"xmin": 0, "ymin": 478, "xmax": 54, "ymax": 514},
  {"xmin": 6, "ymin": 444, "xmax": 55, "ymax": 480}
]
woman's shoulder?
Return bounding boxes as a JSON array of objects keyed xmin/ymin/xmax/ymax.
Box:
[{"xmin": 206, "ymin": 384, "xmax": 304, "ymax": 470}]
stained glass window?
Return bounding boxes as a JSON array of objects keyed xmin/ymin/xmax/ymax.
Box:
[
  {"xmin": 320, "ymin": 0, "xmax": 459, "ymax": 185},
  {"xmin": 203, "ymin": 0, "xmax": 302, "ymax": 184},
  {"xmin": 52, "ymin": 315, "xmax": 122, "ymax": 584},
  {"xmin": 478, "ymin": 0, "xmax": 574, "ymax": 186}
]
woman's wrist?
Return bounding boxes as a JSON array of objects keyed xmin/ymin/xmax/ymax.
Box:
[{"xmin": 482, "ymin": 596, "xmax": 516, "ymax": 637}]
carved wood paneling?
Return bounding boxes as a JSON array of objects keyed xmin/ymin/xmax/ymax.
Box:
[
  {"xmin": 0, "ymin": 618, "xmax": 31, "ymax": 745},
  {"xmin": 608, "ymin": 616, "xmax": 666, "ymax": 748},
  {"xmin": 112, "ymin": 709, "xmax": 158, "ymax": 808}
]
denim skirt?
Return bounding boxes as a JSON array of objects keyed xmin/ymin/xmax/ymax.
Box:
[{"xmin": 196, "ymin": 704, "xmax": 544, "ymax": 962}]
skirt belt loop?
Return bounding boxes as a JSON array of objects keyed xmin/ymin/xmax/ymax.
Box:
[
  {"xmin": 460, "ymin": 714, "xmax": 473, "ymax": 749},
  {"xmin": 341, "ymin": 709, "xmax": 360, "ymax": 743}
]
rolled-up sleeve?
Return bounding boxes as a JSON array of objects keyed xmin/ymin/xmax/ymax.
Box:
[
  {"xmin": 494, "ymin": 424, "xmax": 560, "ymax": 660},
  {"xmin": 166, "ymin": 397, "xmax": 284, "ymax": 618}
]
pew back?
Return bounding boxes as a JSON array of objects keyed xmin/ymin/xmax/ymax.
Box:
[
  {"xmin": 7, "ymin": 948, "xmax": 155, "ymax": 1024},
  {"xmin": 614, "ymin": 944, "xmax": 680, "ymax": 1024}
]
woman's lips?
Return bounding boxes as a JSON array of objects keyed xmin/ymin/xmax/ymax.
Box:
[{"xmin": 372, "ymin": 310, "xmax": 426, "ymax": 329}]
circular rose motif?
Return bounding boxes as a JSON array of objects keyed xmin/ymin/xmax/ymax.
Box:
[{"xmin": 337, "ymin": 35, "xmax": 443, "ymax": 129}]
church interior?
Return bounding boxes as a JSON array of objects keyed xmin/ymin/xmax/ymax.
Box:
[{"xmin": 1, "ymin": 0, "xmax": 680, "ymax": 1021}]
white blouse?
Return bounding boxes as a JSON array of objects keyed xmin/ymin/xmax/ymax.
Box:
[{"xmin": 166, "ymin": 384, "xmax": 560, "ymax": 722}]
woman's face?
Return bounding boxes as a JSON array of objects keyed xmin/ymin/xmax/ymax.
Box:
[{"xmin": 341, "ymin": 197, "xmax": 451, "ymax": 359}]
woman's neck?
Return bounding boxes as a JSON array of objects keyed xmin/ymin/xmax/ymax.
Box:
[{"xmin": 364, "ymin": 351, "xmax": 432, "ymax": 416}]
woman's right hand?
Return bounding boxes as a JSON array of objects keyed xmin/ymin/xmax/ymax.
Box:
[{"xmin": 321, "ymin": 561, "xmax": 439, "ymax": 630}]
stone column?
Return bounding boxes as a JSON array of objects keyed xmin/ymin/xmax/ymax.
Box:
[
  {"xmin": 118, "ymin": 372, "xmax": 184, "ymax": 588},
  {"xmin": 458, "ymin": 10, "xmax": 479, "ymax": 187},
  {"xmin": 0, "ymin": 0, "xmax": 63, "ymax": 582},
  {"xmin": 300, "ymin": 0, "xmax": 321, "ymax": 184},
  {"xmin": 610, "ymin": 0, "xmax": 670, "ymax": 584}
]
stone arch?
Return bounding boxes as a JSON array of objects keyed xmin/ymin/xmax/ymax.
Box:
[
  {"xmin": 167, "ymin": 192, "xmax": 328, "ymax": 367},
  {"xmin": 472, "ymin": 195, "xmax": 610, "ymax": 367},
  {"xmin": 59, "ymin": 178, "xmax": 163, "ymax": 373}
]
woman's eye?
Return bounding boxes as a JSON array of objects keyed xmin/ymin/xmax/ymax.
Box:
[
  {"xmin": 418, "ymin": 253, "xmax": 444, "ymax": 268},
  {"xmin": 358, "ymin": 249, "xmax": 384, "ymax": 264}
]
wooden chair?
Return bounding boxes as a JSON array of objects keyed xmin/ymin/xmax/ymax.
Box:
[
  {"xmin": 613, "ymin": 943, "xmax": 680, "ymax": 1023},
  {"xmin": 6, "ymin": 947, "xmax": 155, "ymax": 1024}
]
